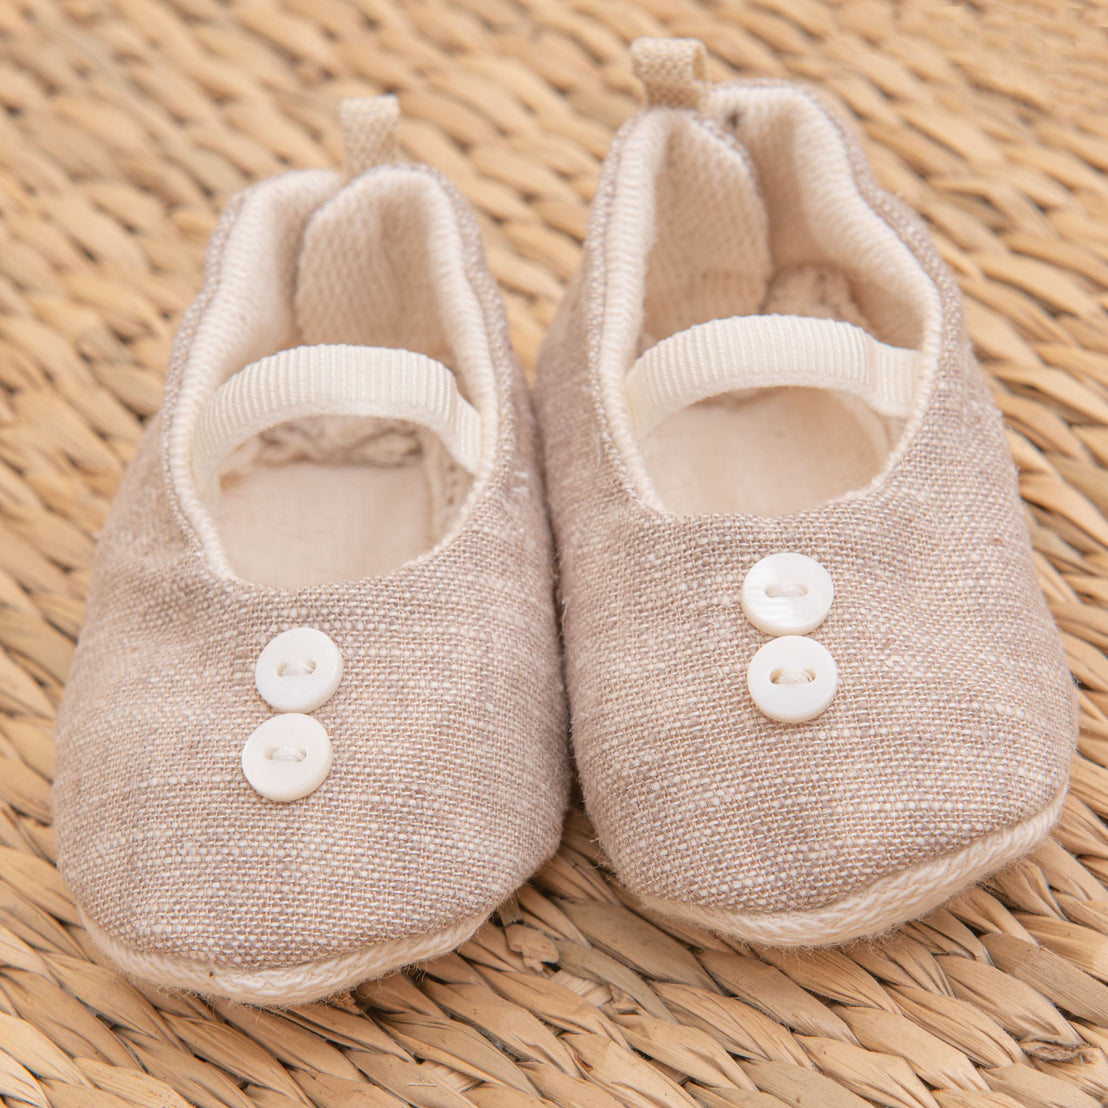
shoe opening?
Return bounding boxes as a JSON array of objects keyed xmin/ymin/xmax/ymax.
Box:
[
  {"xmin": 172, "ymin": 167, "xmax": 496, "ymax": 586},
  {"xmin": 600, "ymin": 85, "xmax": 943, "ymax": 518}
]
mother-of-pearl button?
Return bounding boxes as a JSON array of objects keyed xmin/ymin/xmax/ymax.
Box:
[
  {"xmin": 741, "ymin": 552, "xmax": 834, "ymax": 636},
  {"xmin": 747, "ymin": 635, "xmax": 838, "ymax": 724},
  {"xmin": 255, "ymin": 627, "xmax": 343, "ymax": 713},
  {"xmin": 242, "ymin": 714, "xmax": 333, "ymax": 801}
]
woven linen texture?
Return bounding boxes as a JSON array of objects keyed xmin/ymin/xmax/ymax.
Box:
[
  {"xmin": 535, "ymin": 81, "xmax": 1077, "ymax": 916},
  {"xmin": 52, "ymin": 165, "xmax": 569, "ymax": 969}
]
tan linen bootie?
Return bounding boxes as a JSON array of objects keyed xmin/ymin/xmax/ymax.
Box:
[
  {"xmin": 534, "ymin": 39, "xmax": 1077, "ymax": 946},
  {"xmin": 53, "ymin": 98, "xmax": 569, "ymax": 1004}
]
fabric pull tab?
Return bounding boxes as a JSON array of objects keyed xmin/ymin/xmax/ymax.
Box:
[
  {"xmin": 630, "ymin": 38, "xmax": 709, "ymax": 110},
  {"xmin": 339, "ymin": 95, "xmax": 399, "ymax": 176}
]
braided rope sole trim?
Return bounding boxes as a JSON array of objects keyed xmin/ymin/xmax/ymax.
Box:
[
  {"xmin": 80, "ymin": 909, "xmax": 489, "ymax": 1006},
  {"xmin": 636, "ymin": 788, "xmax": 1066, "ymax": 947}
]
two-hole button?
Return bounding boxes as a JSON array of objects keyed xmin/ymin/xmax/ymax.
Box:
[
  {"xmin": 742, "ymin": 553, "xmax": 837, "ymax": 724},
  {"xmin": 241, "ymin": 714, "xmax": 333, "ymax": 802},
  {"xmin": 254, "ymin": 626, "xmax": 344, "ymax": 712},
  {"xmin": 741, "ymin": 552, "xmax": 834, "ymax": 635},
  {"xmin": 242, "ymin": 627, "xmax": 343, "ymax": 802}
]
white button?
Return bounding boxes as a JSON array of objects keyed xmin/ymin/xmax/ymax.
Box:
[
  {"xmin": 255, "ymin": 627, "xmax": 343, "ymax": 713},
  {"xmin": 741, "ymin": 553, "xmax": 834, "ymax": 636},
  {"xmin": 747, "ymin": 636, "xmax": 838, "ymax": 724},
  {"xmin": 241, "ymin": 714, "xmax": 333, "ymax": 802}
]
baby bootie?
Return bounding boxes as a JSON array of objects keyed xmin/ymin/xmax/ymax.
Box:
[
  {"xmin": 534, "ymin": 40, "xmax": 1076, "ymax": 946},
  {"xmin": 54, "ymin": 98, "xmax": 569, "ymax": 1003}
]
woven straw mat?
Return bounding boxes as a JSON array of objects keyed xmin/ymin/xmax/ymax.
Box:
[{"xmin": 1, "ymin": 1, "xmax": 1108, "ymax": 1106}]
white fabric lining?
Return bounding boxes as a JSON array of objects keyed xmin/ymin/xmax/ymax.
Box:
[
  {"xmin": 216, "ymin": 460, "xmax": 437, "ymax": 587},
  {"xmin": 167, "ymin": 170, "xmax": 342, "ymax": 571},
  {"xmin": 640, "ymin": 388, "xmax": 893, "ymax": 519},
  {"xmin": 640, "ymin": 114, "xmax": 772, "ymax": 353},
  {"xmin": 294, "ymin": 171, "xmax": 494, "ymax": 421},
  {"xmin": 713, "ymin": 85, "xmax": 940, "ymax": 352}
]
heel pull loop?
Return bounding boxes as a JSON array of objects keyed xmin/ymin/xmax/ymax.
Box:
[
  {"xmin": 339, "ymin": 95, "xmax": 399, "ymax": 177},
  {"xmin": 630, "ymin": 38, "xmax": 709, "ymax": 111}
]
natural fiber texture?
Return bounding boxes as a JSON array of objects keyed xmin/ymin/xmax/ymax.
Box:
[
  {"xmin": 637, "ymin": 792, "xmax": 1068, "ymax": 948},
  {"xmin": 52, "ymin": 160, "xmax": 570, "ymax": 979},
  {"xmin": 533, "ymin": 76, "xmax": 1077, "ymax": 931},
  {"xmin": 339, "ymin": 95, "xmax": 400, "ymax": 176},
  {"xmin": 0, "ymin": 0, "xmax": 1106, "ymax": 1105},
  {"xmin": 631, "ymin": 38, "xmax": 709, "ymax": 111},
  {"xmin": 80, "ymin": 908, "xmax": 489, "ymax": 1009}
]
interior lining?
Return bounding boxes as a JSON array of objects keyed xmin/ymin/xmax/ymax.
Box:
[
  {"xmin": 294, "ymin": 173, "xmax": 459, "ymax": 368},
  {"xmin": 175, "ymin": 168, "xmax": 493, "ymax": 587},
  {"xmin": 641, "ymin": 388, "xmax": 894, "ymax": 518},
  {"xmin": 727, "ymin": 90, "xmax": 932, "ymax": 349},
  {"xmin": 639, "ymin": 120, "xmax": 771, "ymax": 351},
  {"xmin": 217, "ymin": 460, "xmax": 435, "ymax": 586},
  {"xmin": 602, "ymin": 90, "xmax": 942, "ymax": 518}
]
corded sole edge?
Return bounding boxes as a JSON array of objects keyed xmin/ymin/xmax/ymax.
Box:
[
  {"xmin": 80, "ymin": 909, "xmax": 489, "ymax": 1006},
  {"xmin": 636, "ymin": 788, "xmax": 1067, "ymax": 948}
]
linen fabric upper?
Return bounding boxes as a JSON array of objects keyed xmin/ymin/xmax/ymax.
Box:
[
  {"xmin": 534, "ymin": 76, "xmax": 1076, "ymax": 926},
  {"xmin": 53, "ymin": 161, "xmax": 569, "ymax": 973}
]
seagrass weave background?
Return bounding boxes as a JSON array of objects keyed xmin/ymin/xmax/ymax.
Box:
[{"xmin": 1, "ymin": 1, "xmax": 1107, "ymax": 1105}]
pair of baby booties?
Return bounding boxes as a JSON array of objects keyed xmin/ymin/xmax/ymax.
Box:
[{"xmin": 53, "ymin": 38, "xmax": 1077, "ymax": 1006}]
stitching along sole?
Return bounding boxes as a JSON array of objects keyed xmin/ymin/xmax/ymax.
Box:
[
  {"xmin": 80, "ymin": 910, "xmax": 489, "ymax": 1006},
  {"xmin": 636, "ymin": 788, "xmax": 1067, "ymax": 948}
]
